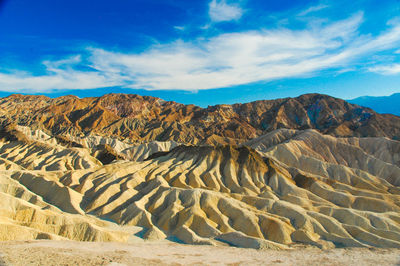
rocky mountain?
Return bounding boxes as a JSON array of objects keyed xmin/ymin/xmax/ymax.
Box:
[
  {"xmin": 1, "ymin": 122, "xmax": 400, "ymax": 249},
  {"xmin": 1, "ymin": 93, "xmax": 400, "ymax": 145},
  {"xmin": 349, "ymin": 93, "xmax": 400, "ymax": 116}
]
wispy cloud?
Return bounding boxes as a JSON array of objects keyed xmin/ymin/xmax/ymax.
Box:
[
  {"xmin": 173, "ymin": 26, "xmax": 185, "ymax": 31},
  {"xmin": 298, "ymin": 4, "xmax": 329, "ymax": 16},
  {"xmin": 0, "ymin": 12, "xmax": 400, "ymax": 93},
  {"xmin": 369, "ymin": 64, "xmax": 400, "ymax": 75},
  {"xmin": 0, "ymin": 56, "xmax": 121, "ymax": 93},
  {"xmin": 208, "ymin": 0, "xmax": 243, "ymax": 22},
  {"xmin": 0, "ymin": 70, "xmax": 119, "ymax": 93}
]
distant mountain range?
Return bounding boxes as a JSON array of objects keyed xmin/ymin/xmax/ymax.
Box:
[{"xmin": 349, "ymin": 93, "xmax": 400, "ymax": 116}]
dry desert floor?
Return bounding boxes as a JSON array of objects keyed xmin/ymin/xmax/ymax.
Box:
[{"xmin": 0, "ymin": 240, "xmax": 400, "ymax": 266}]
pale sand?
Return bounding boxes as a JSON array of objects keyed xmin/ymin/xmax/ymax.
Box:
[{"xmin": 0, "ymin": 240, "xmax": 400, "ymax": 266}]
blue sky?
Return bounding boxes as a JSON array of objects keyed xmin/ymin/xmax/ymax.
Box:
[{"xmin": 0, "ymin": 0, "xmax": 400, "ymax": 106}]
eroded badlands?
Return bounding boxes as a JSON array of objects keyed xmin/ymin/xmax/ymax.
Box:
[{"xmin": 0, "ymin": 123, "xmax": 399, "ymax": 250}]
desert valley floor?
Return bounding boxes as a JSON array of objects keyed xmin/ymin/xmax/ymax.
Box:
[{"xmin": 1, "ymin": 240, "xmax": 400, "ymax": 266}]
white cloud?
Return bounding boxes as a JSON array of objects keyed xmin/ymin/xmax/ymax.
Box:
[
  {"xmin": 173, "ymin": 26, "xmax": 185, "ymax": 31},
  {"xmin": 208, "ymin": 0, "xmax": 243, "ymax": 22},
  {"xmin": 1, "ymin": 13, "xmax": 400, "ymax": 93},
  {"xmin": 369, "ymin": 64, "xmax": 400, "ymax": 75},
  {"xmin": 298, "ymin": 4, "xmax": 329, "ymax": 16},
  {"xmin": 0, "ymin": 71, "xmax": 118, "ymax": 93},
  {"xmin": 0, "ymin": 56, "xmax": 120, "ymax": 93}
]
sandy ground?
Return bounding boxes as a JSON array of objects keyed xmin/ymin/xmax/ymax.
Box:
[{"xmin": 1, "ymin": 240, "xmax": 400, "ymax": 266}]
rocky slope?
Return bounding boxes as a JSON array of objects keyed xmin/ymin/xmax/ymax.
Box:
[
  {"xmin": 245, "ymin": 129, "xmax": 400, "ymax": 186},
  {"xmin": 1, "ymin": 93, "xmax": 399, "ymax": 145},
  {"xmin": 1, "ymin": 125, "xmax": 400, "ymax": 249}
]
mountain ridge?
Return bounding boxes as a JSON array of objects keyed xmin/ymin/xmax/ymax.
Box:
[{"xmin": 1, "ymin": 92, "xmax": 400, "ymax": 145}]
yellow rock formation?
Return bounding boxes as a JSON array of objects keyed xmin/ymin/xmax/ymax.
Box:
[{"xmin": 0, "ymin": 128, "xmax": 400, "ymax": 249}]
